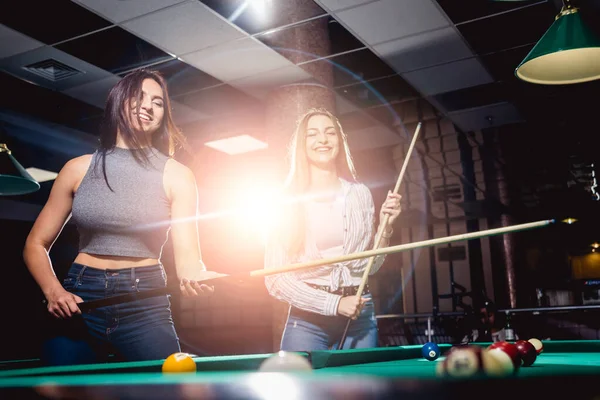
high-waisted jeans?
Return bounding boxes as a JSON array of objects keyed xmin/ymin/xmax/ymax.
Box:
[
  {"xmin": 280, "ymin": 294, "xmax": 378, "ymax": 351},
  {"xmin": 42, "ymin": 263, "xmax": 180, "ymax": 366}
]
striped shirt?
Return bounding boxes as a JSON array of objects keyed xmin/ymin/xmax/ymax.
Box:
[{"xmin": 264, "ymin": 179, "xmax": 386, "ymax": 316}]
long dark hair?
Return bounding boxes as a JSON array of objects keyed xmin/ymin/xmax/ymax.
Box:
[{"xmin": 97, "ymin": 69, "xmax": 188, "ymax": 188}]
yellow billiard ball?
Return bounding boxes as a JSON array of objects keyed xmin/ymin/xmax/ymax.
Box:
[{"xmin": 162, "ymin": 352, "xmax": 197, "ymax": 373}]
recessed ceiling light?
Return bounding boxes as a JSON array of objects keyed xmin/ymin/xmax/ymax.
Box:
[
  {"xmin": 204, "ymin": 135, "xmax": 268, "ymax": 155},
  {"xmin": 25, "ymin": 167, "xmax": 58, "ymax": 183}
]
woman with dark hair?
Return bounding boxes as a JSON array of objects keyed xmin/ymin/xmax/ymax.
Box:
[
  {"xmin": 23, "ymin": 69, "xmax": 219, "ymax": 365},
  {"xmin": 264, "ymin": 108, "xmax": 401, "ymax": 351}
]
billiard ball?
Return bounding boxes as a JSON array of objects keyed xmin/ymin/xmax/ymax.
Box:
[
  {"xmin": 482, "ymin": 348, "xmax": 515, "ymax": 377},
  {"xmin": 488, "ymin": 341, "xmax": 521, "ymax": 370},
  {"xmin": 422, "ymin": 342, "xmax": 440, "ymax": 361},
  {"xmin": 258, "ymin": 351, "xmax": 312, "ymax": 372},
  {"xmin": 515, "ymin": 340, "xmax": 537, "ymax": 366},
  {"xmin": 528, "ymin": 338, "xmax": 543, "ymax": 354},
  {"xmin": 437, "ymin": 345, "xmax": 502, "ymax": 378},
  {"xmin": 162, "ymin": 352, "xmax": 197, "ymax": 373}
]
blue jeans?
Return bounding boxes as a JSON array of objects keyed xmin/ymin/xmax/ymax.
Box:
[
  {"xmin": 280, "ymin": 295, "xmax": 378, "ymax": 351},
  {"xmin": 42, "ymin": 263, "xmax": 180, "ymax": 366}
]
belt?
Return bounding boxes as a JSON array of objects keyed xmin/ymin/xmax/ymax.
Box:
[{"xmin": 307, "ymin": 284, "xmax": 370, "ymax": 296}]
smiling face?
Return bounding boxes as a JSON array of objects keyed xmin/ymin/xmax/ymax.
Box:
[
  {"xmin": 304, "ymin": 114, "xmax": 340, "ymax": 169},
  {"xmin": 128, "ymin": 78, "xmax": 165, "ymax": 136}
]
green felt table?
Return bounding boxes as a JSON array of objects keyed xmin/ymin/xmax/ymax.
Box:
[{"xmin": 1, "ymin": 340, "xmax": 600, "ymax": 399}]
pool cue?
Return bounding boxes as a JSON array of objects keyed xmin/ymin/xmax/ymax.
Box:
[
  {"xmin": 401, "ymin": 267, "xmax": 407, "ymax": 314},
  {"xmin": 337, "ymin": 121, "xmax": 421, "ymax": 350},
  {"xmin": 73, "ymin": 218, "xmax": 554, "ymax": 311},
  {"xmin": 74, "ymin": 274, "xmax": 244, "ymax": 312}
]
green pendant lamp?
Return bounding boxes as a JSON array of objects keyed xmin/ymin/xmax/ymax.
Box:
[
  {"xmin": 515, "ymin": 0, "xmax": 600, "ymax": 85},
  {"xmin": 0, "ymin": 143, "xmax": 40, "ymax": 196}
]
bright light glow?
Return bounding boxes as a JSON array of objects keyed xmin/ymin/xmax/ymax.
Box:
[
  {"xmin": 592, "ymin": 242, "xmax": 599, "ymax": 249},
  {"xmin": 229, "ymin": 0, "xmax": 272, "ymax": 23},
  {"xmin": 562, "ymin": 218, "xmax": 578, "ymax": 224},
  {"xmin": 26, "ymin": 167, "xmax": 58, "ymax": 183},
  {"xmin": 225, "ymin": 186, "xmax": 282, "ymax": 245},
  {"xmin": 247, "ymin": 373, "xmax": 299, "ymax": 400},
  {"xmin": 240, "ymin": 188, "xmax": 281, "ymax": 243},
  {"xmin": 204, "ymin": 135, "xmax": 268, "ymax": 155},
  {"xmin": 249, "ymin": 0, "xmax": 272, "ymax": 21},
  {"xmin": 194, "ymin": 183, "xmax": 282, "ymax": 245}
]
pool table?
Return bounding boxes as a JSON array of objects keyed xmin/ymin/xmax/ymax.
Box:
[{"xmin": 0, "ymin": 340, "xmax": 599, "ymax": 399}]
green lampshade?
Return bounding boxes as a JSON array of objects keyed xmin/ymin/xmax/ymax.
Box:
[
  {"xmin": 515, "ymin": 7, "xmax": 600, "ymax": 85},
  {"xmin": 0, "ymin": 143, "xmax": 40, "ymax": 196}
]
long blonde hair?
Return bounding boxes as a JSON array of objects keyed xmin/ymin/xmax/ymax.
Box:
[{"xmin": 276, "ymin": 108, "xmax": 358, "ymax": 259}]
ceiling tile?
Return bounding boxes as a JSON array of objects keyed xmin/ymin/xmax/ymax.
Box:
[
  {"xmin": 339, "ymin": 111, "xmax": 380, "ymax": 131},
  {"xmin": 122, "ymin": 2, "xmax": 246, "ymax": 56},
  {"xmin": 338, "ymin": 74, "xmax": 419, "ymax": 108},
  {"xmin": 328, "ymin": 16, "xmax": 368, "ymax": 55},
  {"xmin": 229, "ymin": 64, "xmax": 313, "ymax": 99},
  {"xmin": 456, "ymin": 2, "xmax": 556, "ymax": 55},
  {"xmin": 0, "ymin": 71, "xmax": 103, "ymax": 129},
  {"xmin": 447, "ymin": 102, "xmax": 523, "ymax": 132},
  {"xmin": 479, "ymin": 44, "xmax": 534, "ymax": 82},
  {"xmin": 0, "ymin": 0, "xmax": 112, "ymax": 45},
  {"xmin": 73, "ymin": 0, "xmax": 187, "ymax": 24},
  {"xmin": 335, "ymin": 0, "xmax": 449, "ymax": 45},
  {"xmin": 171, "ymin": 100, "xmax": 211, "ymax": 125},
  {"xmin": 323, "ymin": 48, "xmax": 397, "ymax": 88},
  {"xmin": 0, "ymin": 46, "xmax": 116, "ymax": 91},
  {"xmin": 314, "ymin": 0, "xmax": 374, "ymax": 12},
  {"xmin": 198, "ymin": 0, "xmax": 326, "ymax": 35},
  {"xmin": 435, "ymin": 0, "xmax": 543, "ymax": 24},
  {"xmin": 374, "ymin": 26, "xmax": 473, "ymax": 74},
  {"xmin": 62, "ymin": 75, "xmax": 121, "ymax": 108},
  {"xmin": 256, "ymin": 16, "xmax": 364, "ymax": 64},
  {"xmin": 430, "ymin": 82, "xmax": 512, "ymax": 113},
  {"xmin": 55, "ymin": 26, "xmax": 172, "ymax": 74},
  {"xmin": 62, "ymin": 114, "xmax": 104, "ymax": 136},
  {"xmin": 183, "ymin": 37, "xmax": 294, "ymax": 83},
  {"xmin": 402, "ymin": 57, "xmax": 494, "ymax": 96},
  {"xmin": 347, "ymin": 125, "xmax": 401, "ymax": 151},
  {"xmin": 133, "ymin": 58, "xmax": 223, "ymax": 97},
  {"xmin": 0, "ymin": 24, "xmax": 44, "ymax": 59},
  {"xmin": 303, "ymin": 48, "xmax": 395, "ymax": 87},
  {"xmin": 335, "ymin": 93, "xmax": 360, "ymax": 115},
  {"xmin": 175, "ymin": 83, "xmax": 259, "ymax": 116},
  {"xmin": 365, "ymin": 98, "xmax": 438, "ymax": 127}
]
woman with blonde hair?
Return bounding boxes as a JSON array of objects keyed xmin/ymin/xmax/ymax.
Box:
[{"xmin": 264, "ymin": 108, "xmax": 401, "ymax": 351}]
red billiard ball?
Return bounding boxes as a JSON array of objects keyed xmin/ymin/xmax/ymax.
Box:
[
  {"xmin": 488, "ymin": 341, "xmax": 521, "ymax": 370},
  {"xmin": 515, "ymin": 340, "xmax": 537, "ymax": 366},
  {"xmin": 437, "ymin": 345, "xmax": 515, "ymax": 378},
  {"xmin": 528, "ymin": 338, "xmax": 543, "ymax": 354}
]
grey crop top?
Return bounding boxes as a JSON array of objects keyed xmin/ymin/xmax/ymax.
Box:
[{"xmin": 71, "ymin": 147, "xmax": 171, "ymax": 259}]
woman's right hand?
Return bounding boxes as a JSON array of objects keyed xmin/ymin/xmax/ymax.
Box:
[
  {"xmin": 45, "ymin": 287, "xmax": 83, "ymax": 319},
  {"xmin": 337, "ymin": 296, "xmax": 369, "ymax": 320}
]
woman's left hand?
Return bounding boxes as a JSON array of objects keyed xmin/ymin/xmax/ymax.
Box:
[{"xmin": 379, "ymin": 190, "xmax": 402, "ymax": 230}]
